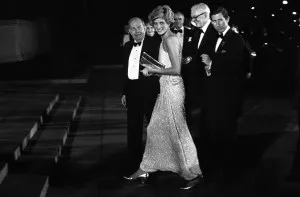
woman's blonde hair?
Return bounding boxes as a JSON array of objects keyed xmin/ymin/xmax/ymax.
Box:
[{"xmin": 148, "ymin": 5, "xmax": 174, "ymax": 26}]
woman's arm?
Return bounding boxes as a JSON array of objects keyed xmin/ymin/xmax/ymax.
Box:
[{"xmin": 148, "ymin": 35, "xmax": 181, "ymax": 76}]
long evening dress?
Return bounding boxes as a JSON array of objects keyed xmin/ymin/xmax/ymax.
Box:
[{"xmin": 140, "ymin": 42, "xmax": 202, "ymax": 180}]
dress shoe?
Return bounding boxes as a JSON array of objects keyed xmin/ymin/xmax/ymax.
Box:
[{"xmin": 180, "ymin": 175, "xmax": 203, "ymax": 190}]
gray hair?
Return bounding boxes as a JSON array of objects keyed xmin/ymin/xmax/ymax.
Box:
[
  {"xmin": 191, "ymin": 3, "xmax": 210, "ymax": 14},
  {"xmin": 128, "ymin": 17, "xmax": 145, "ymax": 27}
]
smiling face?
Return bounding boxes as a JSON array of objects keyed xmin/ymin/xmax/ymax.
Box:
[
  {"xmin": 146, "ymin": 23, "xmax": 155, "ymax": 37},
  {"xmin": 153, "ymin": 17, "xmax": 170, "ymax": 36},
  {"xmin": 128, "ymin": 18, "xmax": 146, "ymax": 43}
]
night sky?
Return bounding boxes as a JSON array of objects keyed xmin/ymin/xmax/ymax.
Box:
[{"xmin": 0, "ymin": 0, "xmax": 299, "ymax": 65}]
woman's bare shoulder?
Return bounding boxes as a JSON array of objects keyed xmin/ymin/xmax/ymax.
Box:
[{"xmin": 165, "ymin": 34, "xmax": 179, "ymax": 47}]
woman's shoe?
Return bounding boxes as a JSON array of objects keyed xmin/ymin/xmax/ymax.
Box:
[
  {"xmin": 123, "ymin": 170, "xmax": 149, "ymax": 184},
  {"xmin": 180, "ymin": 175, "xmax": 204, "ymax": 190}
]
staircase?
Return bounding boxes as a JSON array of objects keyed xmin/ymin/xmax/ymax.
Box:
[{"xmin": 0, "ymin": 89, "xmax": 83, "ymax": 196}]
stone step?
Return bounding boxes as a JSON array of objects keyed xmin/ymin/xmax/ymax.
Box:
[
  {"xmin": 0, "ymin": 141, "xmax": 21, "ymax": 162},
  {"xmin": 0, "ymin": 174, "xmax": 49, "ymax": 197},
  {"xmin": 0, "ymin": 94, "xmax": 60, "ymax": 163},
  {"xmin": 0, "ymin": 94, "xmax": 56, "ymax": 101},
  {"xmin": 0, "ymin": 121, "xmax": 39, "ymax": 149},
  {"xmin": 0, "ymin": 94, "xmax": 80, "ymax": 192},
  {"xmin": 27, "ymin": 125, "xmax": 69, "ymax": 155},
  {"xmin": 0, "ymin": 163, "xmax": 8, "ymax": 185},
  {"xmin": 11, "ymin": 154, "xmax": 58, "ymax": 175},
  {"xmin": 0, "ymin": 94, "xmax": 59, "ymax": 118},
  {"xmin": 0, "ymin": 122, "xmax": 38, "ymax": 162},
  {"xmin": 47, "ymin": 96, "xmax": 82, "ymax": 125},
  {"xmin": 11, "ymin": 125, "xmax": 69, "ymax": 175}
]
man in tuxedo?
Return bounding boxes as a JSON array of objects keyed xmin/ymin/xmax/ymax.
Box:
[
  {"xmin": 201, "ymin": 6, "xmax": 246, "ymax": 181},
  {"xmin": 185, "ymin": 3, "xmax": 218, "ymax": 177},
  {"xmin": 170, "ymin": 11, "xmax": 195, "ymax": 128},
  {"xmin": 171, "ymin": 12, "xmax": 192, "ymax": 49},
  {"xmin": 121, "ymin": 17, "xmax": 160, "ymax": 165}
]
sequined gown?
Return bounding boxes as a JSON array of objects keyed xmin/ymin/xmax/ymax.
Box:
[{"xmin": 140, "ymin": 43, "xmax": 202, "ymax": 180}]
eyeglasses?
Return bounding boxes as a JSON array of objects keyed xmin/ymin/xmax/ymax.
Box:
[{"xmin": 191, "ymin": 12, "xmax": 206, "ymax": 21}]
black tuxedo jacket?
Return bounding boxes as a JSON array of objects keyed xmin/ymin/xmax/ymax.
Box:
[
  {"xmin": 121, "ymin": 35, "xmax": 161, "ymax": 99},
  {"xmin": 171, "ymin": 26, "xmax": 194, "ymax": 58},
  {"xmin": 205, "ymin": 29, "xmax": 245, "ymax": 111},
  {"xmin": 210, "ymin": 29, "xmax": 245, "ymax": 79},
  {"xmin": 181, "ymin": 23, "xmax": 218, "ymax": 79},
  {"xmin": 195, "ymin": 23, "xmax": 219, "ymax": 78}
]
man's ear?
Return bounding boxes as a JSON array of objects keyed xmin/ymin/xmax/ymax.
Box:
[
  {"xmin": 128, "ymin": 29, "xmax": 133, "ymax": 36},
  {"xmin": 227, "ymin": 16, "xmax": 230, "ymax": 23}
]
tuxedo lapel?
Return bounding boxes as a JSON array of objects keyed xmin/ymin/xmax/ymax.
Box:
[
  {"xmin": 198, "ymin": 23, "xmax": 213, "ymax": 51},
  {"xmin": 123, "ymin": 41, "xmax": 134, "ymax": 70},
  {"xmin": 126, "ymin": 42, "xmax": 134, "ymax": 57},
  {"xmin": 141, "ymin": 36, "xmax": 149, "ymax": 55},
  {"xmin": 216, "ymin": 38, "xmax": 226, "ymax": 53},
  {"xmin": 216, "ymin": 29, "xmax": 233, "ymax": 53},
  {"xmin": 183, "ymin": 27, "xmax": 191, "ymax": 40},
  {"xmin": 193, "ymin": 29, "xmax": 201, "ymax": 50}
]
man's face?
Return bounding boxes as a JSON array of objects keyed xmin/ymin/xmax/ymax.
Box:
[
  {"xmin": 129, "ymin": 19, "xmax": 146, "ymax": 42},
  {"xmin": 174, "ymin": 13, "xmax": 184, "ymax": 29},
  {"xmin": 191, "ymin": 8, "xmax": 209, "ymax": 28},
  {"xmin": 211, "ymin": 13, "xmax": 229, "ymax": 33}
]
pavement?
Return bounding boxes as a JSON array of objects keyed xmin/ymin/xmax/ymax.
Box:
[{"xmin": 1, "ymin": 65, "xmax": 300, "ymax": 197}]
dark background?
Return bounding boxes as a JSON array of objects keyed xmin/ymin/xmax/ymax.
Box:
[{"xmin": 0, "ymin": 0, "xmax": 299, "ymax": 80}]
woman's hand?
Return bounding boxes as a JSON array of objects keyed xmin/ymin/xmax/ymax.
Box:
[
  {"xmin": 182, "ymin": 56, "xmax": 192, "ymax": 65},
  {"xmin": 141, "ymin": 68, "xmax": 151, "ymax": 77},
  {"xmin": 141, "ymin": 64, "xmax": 157, "ymax": 73}
]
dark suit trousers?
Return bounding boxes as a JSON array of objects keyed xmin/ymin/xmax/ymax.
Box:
[
  {"xmin": 126, "ymin": 91, "xmax": 157, "ymax": 156},
  {"xmin": 182, "ymin": 67, "xmax": 205, "ymax": 129},
  {"xmin": 199, "ymin": 84, "xmax": 239, "ymax": 175}
]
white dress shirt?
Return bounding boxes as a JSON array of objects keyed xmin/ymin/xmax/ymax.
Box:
[
  {"xmin": 128, "ymin": 41, "xmax": 144, "ymax": 80},
  {"xmin": 175, "ymin": 27, "xmax": 184, "ymax": 48},
  {"xmin": 197, "ymin": 20, "xmax": 211, "ymax": 49},
  {"xmin": 215, "ymin": 26, "xmax": 230, "ymax": 52}
]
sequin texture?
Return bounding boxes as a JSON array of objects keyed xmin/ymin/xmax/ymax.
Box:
[{"xmin": 140, "ymin": 43, "xmax": 202, "ymax": 180}]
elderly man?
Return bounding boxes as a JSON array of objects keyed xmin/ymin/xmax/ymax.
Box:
[{"xmin": 121, "ymin": 17, "xmax": 161, "ymax": 168}]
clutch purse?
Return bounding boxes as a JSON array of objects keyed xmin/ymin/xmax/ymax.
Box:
[{"xmin": 140, "ymin": 52, "xmax": 165, "ymax": 69}]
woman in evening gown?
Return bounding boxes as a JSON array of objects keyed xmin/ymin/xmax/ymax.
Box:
[{"xmin": 124, "ymin": 5, "xmax": 202, "ymax": 189}]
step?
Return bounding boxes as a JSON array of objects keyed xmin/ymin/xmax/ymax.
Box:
[
  {"xmin": 28, "ymin": 125, "xmax": 69, "ymax": 155},
  {"xmin": 0, "ymin": 121, "xmax": 37, "ymax": 161},
  {"xmin": 0, "ymin": 163, "xmax": 8, "ymax": 185},
  {"xmin": 0, "ymin": 94, "xmax": 60, "ymax": 163},
  {"xmin": 0, "ymin": 93, "xmax": 59, "ymax": 120},
  {"xmin": 11, "ymin": 154, "xmax": 58, "ymax": 175},
  {"xmin": 0, "ymin": 141, "xmax": 21, "ymax": 162},
  {"xmin": 12, "ymin": 126, "xmax": 70, "ymax": 175},
  {"xmin": 0, "ymin": 173, "xmax": 48, "ymax": 197},
  {"xmin": 47, "ymin": 96, "xmax": 82, "ymax": 124},
  {"xmin": 0, "ymin": 121, "xmax": 39, "ymax": 158}
]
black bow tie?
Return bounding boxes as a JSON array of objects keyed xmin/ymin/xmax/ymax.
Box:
[
  {"xmin": 174, "ymin": 29, "xmax": 183, "ymax": 34},
  {"xmin": 199, "ymin": 29, "xmax": 204, "ymax": 34},
  {"xmin": 133, "ymin": 42, "xmax": 141, "ymax": 47},
  {"xmin": 218, "ymin": 33, "xmax": 224, "ymax": 39}
]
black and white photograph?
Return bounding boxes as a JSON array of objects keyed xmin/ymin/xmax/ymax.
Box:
[{"xmin": 0, "ymin": 0, "xmax": 300, "ymax": 196}]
